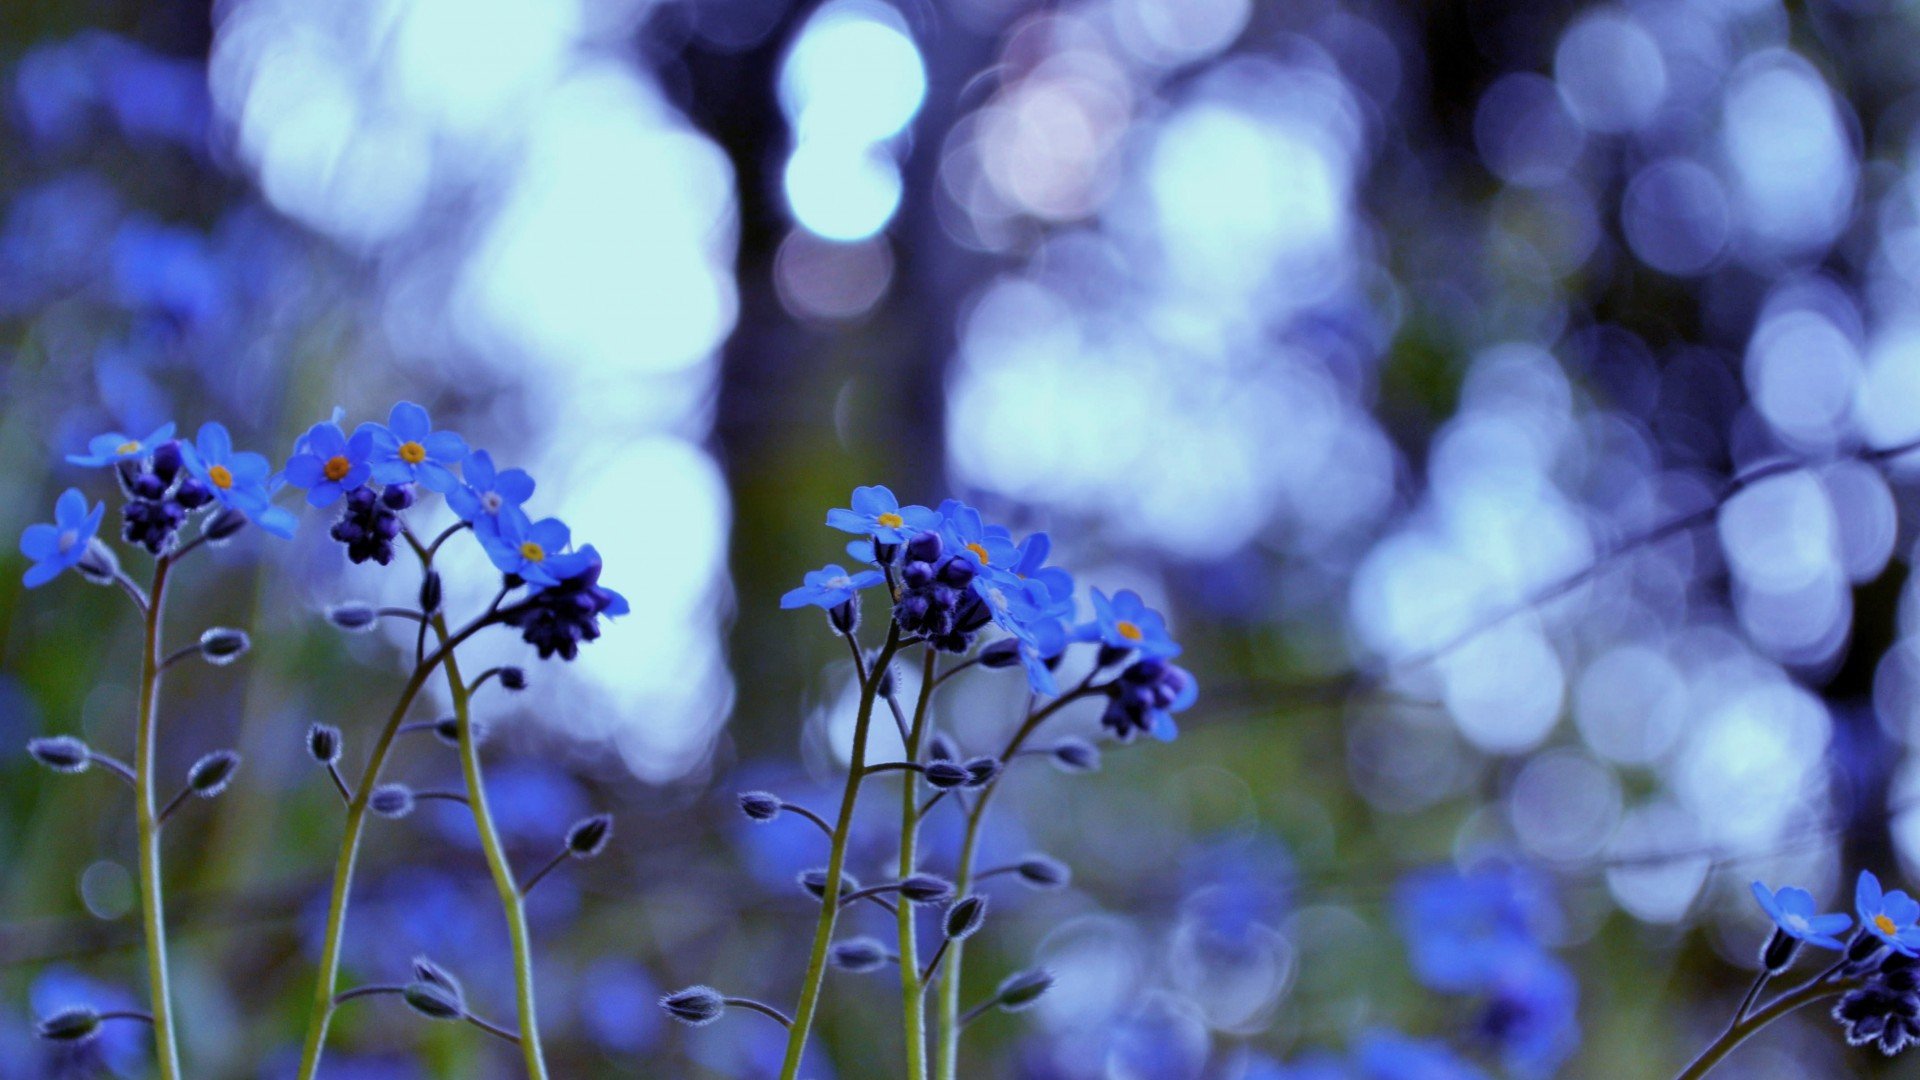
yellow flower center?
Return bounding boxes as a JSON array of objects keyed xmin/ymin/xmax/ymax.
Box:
[
  {"xmin": 116, "ymin": 440, "xmax": 141, "ymax": 454},
  {"xmin": 323, "ymin": 455, "xmax": 352, "ymax": 482},
  {"xmin": 520, "ymin": 542, "xmax": 546, "ymax": 563},
  {"xmin": 1117, "ymin": 620, "xmax": 1144, "ymax": 641},
  {"xmin": 967, "ymin": 541, "xmax": 990, "ymax": 564},
  {"xmin": 208, "ymin": 464, "xmax": 234, "ymax": 489},
  {"xmin": 399, "ymin": 441, "xmax": 427, "ymax": 464},
  {"xmin": 877, "ymin": 512, "xmax": 904, "ymax": 529},
  {"xmin": 1877, "ymin": 914, "xmax": 1898, "ymax": 937}
]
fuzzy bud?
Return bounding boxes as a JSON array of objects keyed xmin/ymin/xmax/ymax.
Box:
[
  {"xmin": 28, "ymin": 736, "xmax": 91, "ymax": 774},
  {"xmin": 829, "ymin": 598, "xmax": 859, "ymax": 636},
  {"xmin": 325, "ymin": 603, "xmax": 379, "ymax": 632},
  {"xmin": 306, "ymin": 724, "xmax": 342, "ymax": 765},
  {"xmin": 198, "ymin": 627, "xmax": 251, "ymax": 664},
  {"xmin": 35, "ymin": 1006, "xmax": 101, "ymax": 1043},
  {"xmin": 898, "ymin": 874, "xmax": 956, "ymax": 904},
  {"xmin": 994, "ymin": 968, "xmax": 1054, "ymax": 1012},
  {"xmin": 498, "ymin": 667, "xmax": 528, "ymax": 691},
  {"xmin": 738, "ymin": 791, "xmax": 783, "ymax": 823},
  {"xmin": 875, "ymin": 659, "xmax": 895, "ymax": 698},
  {"xmin": 928, "ymin": 733, "xmax": 959, "ymax": 762},
  {"xmin": 381, "ymin": 483, "xmax": 417, "ymax": 511},
  {"xmin": 204, "ymin": 506, "xmax": 249, "ymax": 541},
  {"xmin": 1760, "ymin": 927, "xmax": 1801, "ymax": 975},
  {"xmin": 412, "ymin": 956, "xmax": 463, "ymax": 998},
  {"xmin": 566, "ymin": 813, "xmax": 614, "ymax": 859},
  {"xmin": 418, "ymin": 572, "xmax": 442, "ymax": 617},
  {"xmin": 800, "ymin": 868, "xmax": 858, "ymax": 900},
  {"xmin": 944, "ymin": 895, "xmax": 988, "ymax": 941},
  {"xmin": 1015, "ymin": 855, "xmax": 1071, "ymax": 890},
  {"xmin": 961, "ymin": 756, "xmax": 1000, "ymax": 789},
  {"xmin": 188, "ymin": 751, "xmax": 241, "ymax": 797},
  {"xmin": 368, "ymin": 784, "xmax": 416, "ymax": 819},
  {"xmin": 978, "ymin": 638, "xmax": 1022, "ymax": 669},
  {"xmin": 829, "ymin": 937, "xmax": 891, "ymax": 973},
  {"xmin": 401, "ymin": 982, "xmax": 464, "ymax": 1021},
  {"xmin": 76, "ymin": 539, "xmax": 121, "ymax": 585},
  {"xmin": 660, "ymin": 985, "xmax": 726, "ymax": 1027},
  {"xmin": 1049, "ymin": 739, "xmax": 1101, "ymax": 774},
  {"xmin": 431, "ymin": 716, "xmax": 486, "ymax": 748},
  {"xmin": 923, "ymin": 760, "xmax": 970, "ymax": 789}
]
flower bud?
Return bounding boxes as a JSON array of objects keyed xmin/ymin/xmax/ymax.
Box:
[
  {"xmin": 738, "ymin": 791, "xmax": 783, "ymax": 823},
  {"xmin": 994, "ymin": 968, "xmax": 1054, "ymax": 1012},
  {"xmin": 928, "ymin": 733, "xmax": 959, "ymax": 762},
  {"xmin": 901, "ymin": 561, "xmax": 935, "ymax": 589},
  {"xmin": 898, "ymin": 874, "xmax": 955, "ymax": 905},
  {"xmin": 369, "ymin": 784, "xmax": 416, "ymax": 819},
  {"xmin": 418, "ymin": 571, "xmax": 442, "ymax": 616},
  {"xmin": 325, "ymin": 602, "xmax": 379, "ymax": 631},
  {"xmin": 412, "ymin": 956, "xmax": 463, "ymax": 998},
  {"xmin": 306, "ymin": 724, "xmax": 343, "ymax": 765},
  {"xmin": 76, "ymin": 539, "xmax": 121, "ymax": 585},
  {"xmin": 150, "ymin": 440, "xmax": 184, "ymax": 480},
  {"xmin": 1760, "ymin": 927, "xmax": 1800, "ymax": 975},
  {"xmin": 923, "ymin": 760, "xmax": 969, "ymax": 789},
  {"xmin": 1049, "ymin": 739, "xmax": 1101, "ymax": 773},
  {"xmin": 431, "ymin": 716, "xmax": 486, "ymax": 748},
  {"xmin": 829, "ymin": 937, "xmax": 891, "ymax": 973},
  {"xmin": 1096, "ymin": 643, "xmax": 1133, "ymax": 669},
  {"xmin": 381, "ymin": 483, "xmax": 417, "ymax": 510},
  {"xmin": 659, "ymin": 985, "xmax": 725, "ymax": 1027},
  {"xmin": 978, "ymin": 638, "xmax": 1022, "ymax": 669},
  {"xmin": 28, "ymin": 736, "xmax": 91, "ymax": 774},
  {"xmin": 198, "ymin": 627, "xmax": 251, "ymax": 665},
  {"xmin": 961, "ymin": 756, "xmax": 1000, "ymax": 788},
  {"xmin": 188, "ymin": 750, "xmax": 241, "ymax": 797},
  {"xmin": 35, "ymin": 1006, "xmax": 101, "ymax": 1043},
  {"xmin": 498, "ymin": 667, "xmax": 528, "ymax": 691},
  {"xmin": 401, "ymin": 981, "xmax": 464, "ymax": 1021},
  {"xmin": 204, "ymin": 506, "xmax": 249, "ymax": 541},
  {"xmin": 1015, "ymin": 855, "xmax": 1071, "ymax": 890},
  {"xmin": 566, "ymin": 813, "xmax": 614, "ymax": 859},
  {"xmin": 829, "ymin": 598, "xmax": 859, "ymax": 636},
  {"xmin": 904, "ymin": 531, "xmax": 943, "ymax": 564},
  {"xmin": 800, "ymin": 868, "xmax": 859, "ymax": 900},
  {"xmin": 876, "ymin": 660, "xmax": 895, "ymax": 698},
  {"xmin": 944, "ymin": 895, "xmax": 988, "ymax": 941}
]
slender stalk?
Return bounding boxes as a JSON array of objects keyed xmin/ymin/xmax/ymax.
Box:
[
  {"xmin": 896, "ymin": 651, "xmax": 937, "ymax": 1080},
  {"xmin": 134, "ymin": 554, "xmax": 182, "ymax": 1080},
  {"xmin": 292, "ymin": 615, "xmax": 498, "ymax": 1080},
  {"xmin": 414, "ymin": 538, "xmax": 550, "ymax": 1078},
  {"xmin": 933, "ymin": 680, "xmax": 1100, "ymax": 1080},
  {"xmin": 1674, "ymin": 978, "xmax": 1855, "ymax": 1080},
  {"xmin": 779, "ymin": 625, "xmax": 903, "ymax": 1080}
]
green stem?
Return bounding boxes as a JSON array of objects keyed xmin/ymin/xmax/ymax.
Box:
[
  {"xmin": 779, "ymin": 625, "xmax": 902, "ymax": 1080},
  {"xmin": 430, "ymin": 609, "xmax": 550, "ymax": 1078},
  {"xmin": 135, "ymin": 555, "xmax": 182, "ymax": 1080},
  {"xmin": 293, "ymin": 618, "xmax": 494, "ymax": 1080},
  {"xmin": 895, "ymin": 651, "xmax": 937, "ymax": 1080},
  {"xmin": 933, "ymin": 682, "xmax": 1098, "ymax": 1080},
  {"xmin": 1673, "ymin": 978, "xmax": 1855, "ymax": 1080}
]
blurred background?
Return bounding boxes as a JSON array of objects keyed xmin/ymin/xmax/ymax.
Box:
[{"xmin": 6, "ymin": 0, "xmax": 1920, "ymax": 1076}]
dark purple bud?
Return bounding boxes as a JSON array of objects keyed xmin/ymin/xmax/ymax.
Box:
[
  {"xmin": 800, "ymin": 868, "xmax": 859, "ymax": 900},
  {"xmin": 498, "ymin": 666, "xmax": 528, "ymax": 691},
  {"xmin": 369, "ymin": 784, "xmax": 415, "ymax": 819},
  {"xmin": 936, "ymin": 556, "xmax": 976, "ymax": 588},
  {"xmin": 829, "ymin": 937, "xmax": 890, "ymax": 973},
  {"xmin": 961, "ymin": 756, "xmax": 1000, "ymax": 788},
  {"xmin": 198, "ymin": 627, "xmax": 251, "ymax": 664},
  {"xmin": 566, "ymin": 813, "xmax": 614, "ymax": 858},
  {"xmin": 1016, "ymin": 855, "xmax": 1070, "ymax": 890},
  {"xmin": 326, "ymin": 602, "xmax": 378, "ymax": 631},
  {"xmin": 172, "ymin": 478, "xmax": 213, "ymax": 510},
  {"xmin": 994, "ymin": 968, "xmax": 1054, "ymax": 1012},
  {"xmin": 307, "ymin": 724, "xmax": 342, "ymax": 765},
  {"xmin": 412, "ymin": 956, "xmax": 463, "ymax": 998},
  {"xmin": 28, "ymin": 736, "xmax": 91, "ymax": 774},
  {"xmin": 944, "ymin": 895, "xmax": 988, "ymax": 940},
  {"xmin": 1049, "ymin": 739, "xmax": 1100, "ymax": 773},
  {"xmin": 187, "ymin": 751, "xmax": 241, "ymax": 797},
  {"xmin": 381, "ymin": 483, "xmax": 417, "ymax": 510},
  {"xmin": 901, "ymin": 561, "xmax": 935, "ymax": 589},
  {"xmin": 431, "ymin": 716, "xmax": 487, "ymax": 748},
  {"xmin": 928, "ymin": 733, "xmax": 960, "ymax": 762},
  {"xmin": 401, "ymin": 982, "xmax": 464, "ymax": 1021},
  {"xmin": 904, "ymin": 531, "xmax": 943, "ymax": 564},
  {"xmin": 876, "ymin": 661, "xmax": 895, "ymax": 698},
  {"xmin": 660, "ymin": 986, "xmax": 725, "ymax": 1026},
  {"xmin": 739, "ymin": 791, "xmax": 783, "ymax": 822},
  {"xmin": 36, "ymin": 1006, "xmax": 101, "ymax": 1043},
  {"xmin": 978, "ymin": 638, "xmax": 1022, "ymax": 669},
  {"xmin": 131, "ymin": 473, "xmax": 167, "ymax": 500},
  {"xmin": 150, "ymin": 440, "xmax": 184, "ymax": 481},
  {"xmin": 923, "ymin": 760, "xmax": 969, "ymax": 789},
  {"xmin": 418, "ymin": 572, "xmax": 442, "ymax": 616},
  {"xmin": 897, "ymin": 874, "xmax": 955, "ymax": 904}
]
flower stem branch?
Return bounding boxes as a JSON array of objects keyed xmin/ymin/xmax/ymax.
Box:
[
  {"xmin": 895, "ymin": 649, "xmax": 937, "ymax": 1080},
  {"xmin": 1673, "ymin": 978, "xmax": 1858, "ymax": 1080},
  {"xmin": 134, "ymin": 553, "xmax": 182, "ymax": 1080}
]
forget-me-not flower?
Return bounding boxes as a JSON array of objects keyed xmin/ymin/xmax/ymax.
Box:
[
  {"xmin": 478, "ymin": 506, "xmax": 580, "ymax": 587},
  {"xmin": 66, "ymin": 421, "xmax": 175, "ymax": 467},
  {"xmin": 826, "ymin": 485, "xmax": 939, "ymax": 544},
  {"xmin": 20, "ymin": 489, "xmax": 104, "ymax": 587},
  {"xmin": 182, "ymin": 422, "xmax": 294, "ymax": 538},
  {"xmin": 282, "ymin": 420, "xmax": 373, "ymax": 507},
  {"xmin": 447, "ymin": 450, "xmax": 534, "ymax": 528},
  {"xmin": 1856, "ymin": 871, "xmax": 1920, "ymax": 954},
  {"xmin": 362, "ymin": 401, "xmax": 467, "ymax": 493},
  {"xmin": 1087, "ymin": 588, "xmax": 1181, "ymax": 659},
  {"xmin": 1751, "ymin": 881, "xmax": 1851, "ymax": 949},
  {"xmin": 782, "ymin": 564, "xmax": 885, "ymax": 610}
]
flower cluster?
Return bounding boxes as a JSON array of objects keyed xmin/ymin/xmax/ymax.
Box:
[
  {"xmin": 279, "ymin": 402, "xmax": 626, "ymax": 661},
  {"xmin": 791, "ymin": 485, "xmax": 1197, "ymax": 740},
  {"xmin": 1743, "ymin": 871, "xmax": 1920, "ymax": 1056}
]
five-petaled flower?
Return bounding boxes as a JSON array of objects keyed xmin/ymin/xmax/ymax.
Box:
[
  {"xmin": 447, "ymin": 450, "xmax": 534, "ymax": 528},
  {"xmin": 182, "ymin": 422, "xmax": 294, "ymax": 538},
  {"xmin": 363, "ymin": 401, "xmax": 468, "ymax": 493},
  {"xmin": 282, "ymin": 421, "xmax": 373, "ymax": 507},
  {"xmin": 782, "ymin": 564, "xmax": 884, "ymax": 610},
  {"xmin": 940, "ymin": 501, "xmax": 1018, "ymax": 573},
  {"xmin": 1752, "ymin": 881, "xmax": 1852, "ymax": 950},
  {"xmin": 478, "ymin": 507, "xmax": 584, "ymax": 587},
  {"xmin": 1857, "ymin": 871, "xmax": 1920, "ymax": 955},
  {"xmin": 65, "ymin": 422, "xmax": 176, "ymax": 468},
  {"xmin": 20, "ymin": 489, "xmax": 104, "ymax": 587},
  {"xmin": 1086, "ymin": 588, "xmax": 1180, "ymax": 659},
  {"xmin": 826, "ymin": 485, "xmax": 937, "ymax": 544}
]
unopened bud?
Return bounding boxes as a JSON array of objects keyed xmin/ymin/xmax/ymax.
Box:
[
  {"xmin": 898, "ymin": 874, "xmax": 955, "ymax": 904},
  {"xmin": 187, "ymin": 751, "xmax": 241, "ymax": 797},
  {"xmin": 800, "ymin": 868, "xmax": 859, "ymax": 900},
  {"xmin": 660, "ymin": 985, "xmax": 726, "ymax": 1026},
  {"xmin": 994, "ymin": 968, "xmax": 1054, "ymax": 1012},
  {"xmin": 306, "ymin": 724, "xmax": 342, "ymax": 765},
  {"xmin": 829, "ymin": 937, "xmax": 891, "ymax": 973},
  {"xmin": 566, "ymin": 813, "xmax": 613, "ymax": 858},
  {"xmin": 325, "ymin": 603, "xmax": 378, "ymax": 631},
  {"xmin": 369, "ymin": 784, "xmax": 416, "ymax": 819},
  {"xmin": 923, "ymin": 760, "xmax": 969, "ymax": 789},
  {"xmin": 1049, "ymin": 739, "xmax": 1101, "ymax": 774},
  {"xmin": 35, "ymin": 1006, "xmax": 101, "ymax": 1043},
  {"xmin": 739, "ymin": 791, "xmax": 783, "ymax": 823},
  {"xmin": 961, "ymin": 756, "xmax": 1000, "ymax": 788},
  {"xmin": 198, "ymin": 627, "xmax": 251, "ymax": 664},
  {"xmin": 944, "ymin": 895, "xmax": 988, "ymax": 940},
  {"xmin": 498, "ymin": 667, "xmax": 527, "ymax": 691},
  {"xmin": 418, "ymin": 572, "xmax": 442, "ymax": 616},
  {"xmin": 1015, "ymin": 855, "xmax": 1070, "ymax": 890},
  {"xmin": 401, "ymin": 981, "xmax": 464, "ymax": 1021},
  {"xmin": 28, "ymin": 736, "xmax": 91, "ymax": 774}
]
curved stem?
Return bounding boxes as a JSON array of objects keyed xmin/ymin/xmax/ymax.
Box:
[
  {"xmin": 1673, "ymin": 978, "xmax": 1856, "ymax": 1080},
  {"xmin": 292, "ymin": 614, "xmax": 499, "ymax": 1080},
  {"xmin": 896, "ymin": 650, "xmax": 937, "ymax": 1080},
  {"xmin": 933, "ymin": 679, "xmax": 1100, "ymax": 1080},
  {"xmin": 779, "ymin": 624, "xmax": 903, "ymax": 1080},
  {"xmin": 135, "ymin": 555, "xmax": 182, "ymax": 1080},
  {"xmin": 727, "ymin": 997, "xmax": 796, "ymax": 1029}
]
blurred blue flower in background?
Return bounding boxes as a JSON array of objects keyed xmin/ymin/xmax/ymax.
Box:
[{"xmin": 65, "ymin": 421, "xmax": 174, "ymax": 467}]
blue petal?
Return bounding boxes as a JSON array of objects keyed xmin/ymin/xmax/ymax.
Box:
[
  {"xmin": 23, "ymin": 559, "xmax": 64, "ymax": 588},
  {"xmin": 422, "ymin": 430, "xmax": 467, "ymax": 464},
  {"xmin": 464, "ymin": 450, "xmax": 498, "ymax": 489},
  {"xmin": 495, "ymin": 469, "xmax": 535, "ymax": 505},
  {"xmin": 54, "ymin": 488, "xmax": 89, "ymax": 528},
  {"xmin": 389, "ymin": 401, "xmax": 431, "ymax": 441},
  {"xmin": 197, "ymin": 422, "xmax": 232, "ymax": 464},
  {"xmin": 20, "ymin": 523, "xmax": 60, "ymax": 561}
]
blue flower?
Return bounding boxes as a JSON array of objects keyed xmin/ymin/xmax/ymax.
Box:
[
  {"xmin": 1101, "ymin": 657, "xmax": 1196, "ymax": 740},
  {"xmin": 1856, "ymin": 871, "xmax": 1920, "ymax": 955},
  {"xmin": 1480, "ymin": 950, "xmax": 1580, "ymax": 1078},
  {"xmin": 1751, "ymin": 881, "xmax": 1851, "ymax": 949},
  {"xmin": 501, "ymin": 546, "xmax": 627, "ymax": 661},
  {"xmin": 477, "ymin": 507, "xmax": 581, "ymax": 587},
  {"xmin": 65, "ymin": 421, "xmax": 175, "ymax": 467},
  {"xmin": 281, "ymin": 420, "xmax": 373, "ymax": 507},
  {"xmin": 938, "ymin": 501, "xmax": 1018, "ymax": 573},
  {"xmin": 361, "ymin": 401, "xmax": 467, "ymax": 493},
  {"xmin": 19, "ymin": 489, "xmax": 103, "ymax": 588},
  {"xmin": 181, "ymin": 422, "xmax": 294, "ymax": 538},
  {"xmin": 1007, "ymin": 531, "xmax": 1074, "ymax": 605},
  {"xmin": 781, "ymin": 564, "xmax": 885, "ymax": 610},
  {"xmin": 1394, "ymin": 865, "xmax": 1548, "ymax": 993},
  {"xmin": 1087, "ymin": 588, "xmax": 1180, "ymax": 659},
  {"xmin": 825, "ymin": 485, "xmax": 941, "ymax": 544},
  {"xmin": 446, "ymin": 450, "xmax": 534, "ymax": 527}
]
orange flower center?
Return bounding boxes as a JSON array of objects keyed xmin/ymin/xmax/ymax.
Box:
[
  {"xmin": 323, "ymin": 455, "xmax": 352, "ymax": 481},
  {"xmin": 1117, "ymin": 620, "xmax": 1144, "ymax": 641},
  {"xmin": 208, "ymin": 464, "xmax": 234, "ymax": 489},
  {"xmin": 399, "ymin": 441, "xmax": 427, "ymax": 464},
  {"xmin": 116, "ymin": 440, "xmax": 141, "ymax": 455},
  {"xmin": 967, "ymin": 542, "xmax": 990, "ymax": 564},
  {"xmin": 520, "ymin": 542, "xmax": 546, "ymax": 563},
  {"xmin": 1877, "ymin": 914, "xmax": 1899, "ymax": 937},
  {"xmin": 877, "ymin": 512, "xmax": 904, "ymax": 529}
]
